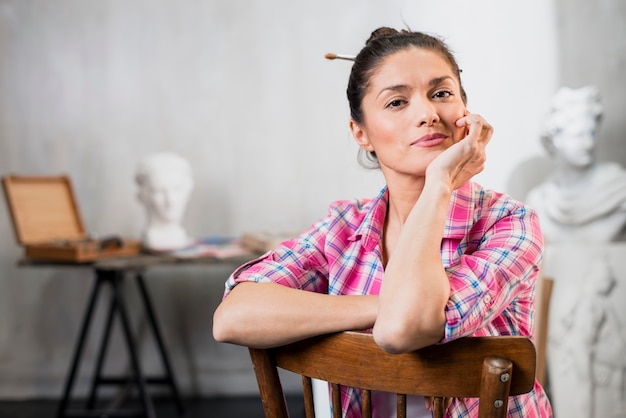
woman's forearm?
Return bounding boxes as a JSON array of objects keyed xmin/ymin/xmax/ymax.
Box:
[
  {"xmin": 374, "ymin": 181, "xmax": 451, "ymax": 353},
  {"xmin": 213, "ymin": 282, "xmax": 378, "ymax": 349}
]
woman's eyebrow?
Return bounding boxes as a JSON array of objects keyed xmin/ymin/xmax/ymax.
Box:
[
  {"xmin": 376, "ymin": 84, "xmax": 410, "ymax": 99},
  {"xmin": 376, "ymin": 75, "xmax": 455, "ymax": 99},
  {"xmin": 429, "ymin": 75, "xmax": 454, "ymax": 87}
]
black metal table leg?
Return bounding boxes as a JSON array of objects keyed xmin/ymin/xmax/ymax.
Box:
[
  {"xmin": 56, "ymin": 259, "xmax": 192, "ymax": 418},
  {"xmin": 86, "ymin": 284, "xmax": 118, "ymax": 410},
  {"xmin": 56, "ymin": 274, "xmax": 105, "ymax": 418},
  {"xmin": 135, "ymin": 273, "xmax": 185, "ymax": 416},
  {"xmin": 110, "ymin": 269, "xmax": 157, "ymax": 418}
]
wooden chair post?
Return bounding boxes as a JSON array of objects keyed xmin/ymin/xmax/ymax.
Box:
[
  {"xmin": 249, "ymin": 348, "xmax": 289, "ymax": 418},
  {"xmin": 478, "ymin": 356, "xmax": 513, "ymax": 418}
]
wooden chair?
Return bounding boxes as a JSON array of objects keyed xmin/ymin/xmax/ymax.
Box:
[
  {"xmin": 534, "ymin": 276, "xmax": 554, "ymax": 388},
  {"xmin": 249, "ymin": 331, "xmax": 537, "ymax": 418}
]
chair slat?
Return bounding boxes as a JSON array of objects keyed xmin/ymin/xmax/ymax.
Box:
[
  {"xmin": 331, "ymin": 383, "xmax": 342, "ymax": 418},
  {"xmin": 433, "ymin": 396, "xmax": 444, "ymax": 418},
  {"xmin": 362, "ymin": 389, "xmax": 371, "ymax": 418},
  {"xmin": 396, "ymin": 393, "xmax": 406, "ymax": 418},
  {"xmin": 302, "ymin": 376, "xmax": 315, "ymax": 418}
]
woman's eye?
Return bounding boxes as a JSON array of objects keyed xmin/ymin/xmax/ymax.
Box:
[
  {"xmin": 386, "ymin": 99, "xmax": 406, "ymax": 109},
  {"xmin": 433, "ymin": 90, "xmax": 453, "ymax": 99}
]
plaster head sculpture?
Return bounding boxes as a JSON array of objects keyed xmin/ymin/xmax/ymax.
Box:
[
  {"xmin": 540, "ymin": 85, "xmax": 603, "ymax": 171},
  {"xmin": 135, "ymin": 152, "xmax": 194, "ymax": 251},
  {"xmin": 526, "ymin": 86, "xmax": 626, "ymax": 243}
]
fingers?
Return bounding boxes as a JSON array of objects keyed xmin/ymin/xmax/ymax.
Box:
[
  {"xmin": 455, "ymin": 113, "xmax": 493, "ymax": 145},
  {"xmin": 443, "ymin": 113, "xmax": 490, "ymax": 188},
  {"xmin": 454, "ymin": 112, "xmax": 491, "ymax": 167},
  {"xmin": 424, "ymin": 397, "xmax": 453, "ymax": 412},
  {"xmin": 424, "ymin": 397, "xmax": 433, "ymax": 411},
  {"xmin": 426, "ymin": 112, "xmax": 492, "ymax": 190}
]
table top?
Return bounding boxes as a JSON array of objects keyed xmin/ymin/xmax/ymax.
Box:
[
  {"xmin": 18, "ymin": 251, "xmax": 261, "ymax": 271},
  {"xmin": 96, "ymin": 252, "xmax": 259, "ymax": 271}
]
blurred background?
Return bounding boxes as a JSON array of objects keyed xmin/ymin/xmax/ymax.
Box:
[{"xmin": 0, "ymin": 0, "xmax": 624, "ymax": 401}]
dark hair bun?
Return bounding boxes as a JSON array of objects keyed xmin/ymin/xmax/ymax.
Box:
[{"xmin": 366, "ymin": 27, "xmax": 409, "ymax": 45}]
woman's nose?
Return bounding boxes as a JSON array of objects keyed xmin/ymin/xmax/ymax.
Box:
[{"xmin": 415, "ymin": 101, "xmax": 440, "ymax": 126}]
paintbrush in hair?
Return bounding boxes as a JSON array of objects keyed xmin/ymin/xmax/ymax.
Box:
[{"xmin": 325, "ymin": 53, "xmax": 356, "ymax": 61}]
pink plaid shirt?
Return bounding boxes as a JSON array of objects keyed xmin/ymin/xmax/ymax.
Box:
[{"xmin": 224, "ymin": 182, "xmax": 552, "ymax": 417}]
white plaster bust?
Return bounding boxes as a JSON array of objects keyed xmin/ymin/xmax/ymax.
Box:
[
  {"xmin": 526, "ymin": 86, "xmax": 626, "ymax": 244},
  {"xmin": 135, "ymin": 152, "xmax": 194, "ymax": 251}
]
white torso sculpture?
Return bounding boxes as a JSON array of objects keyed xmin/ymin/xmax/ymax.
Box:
[
  {"xmin": 526, "ymin": 86, "xmax": 626, "ymax": 244},
  {"xmin": 135, "ymin": 152, "xmax": 194, "ymax": 251},
  {"xmin": 527, "ymin": 86, "xmax": 626, "ymax": 417}
]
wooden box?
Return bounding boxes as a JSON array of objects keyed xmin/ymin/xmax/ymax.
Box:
[{"xmin": 2, "ymin": 175, "xmax": 141, "ymax": 263}]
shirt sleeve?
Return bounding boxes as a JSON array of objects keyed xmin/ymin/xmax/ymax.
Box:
[
  {"xmin": 443, "ymin": 202, "xmax": 544, "ymax": 341},
  {"xmin": 222, "ymin": 218, "xmax": 332, "ymax": 298}
]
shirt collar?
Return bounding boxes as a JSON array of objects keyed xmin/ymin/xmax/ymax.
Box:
[
  {"xmin": 349, "ymin": 186, "xmax": 388, "ymax": 252},
  {"xmin": 350, "ymin": 182, "xmax": 476, "ymax": 249}
]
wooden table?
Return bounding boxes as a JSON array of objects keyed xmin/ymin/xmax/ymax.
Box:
[{"xmin": 21, "ymin": 252, "xmax": 257, "ymax": 418}]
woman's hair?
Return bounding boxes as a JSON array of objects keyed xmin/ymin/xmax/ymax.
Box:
[{"xmin": 347, "ymin": 27, "xmax": 466, "ymax": 168}]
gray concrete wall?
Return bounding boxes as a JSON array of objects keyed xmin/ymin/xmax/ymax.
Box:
[
  {"xmin": 1, "ymin": 0, "xmax": 621, "ymax": 400},
  {"xmin": 508, "ymin": 0, "xmax": 626, "ymax": 200},
  {"xmin": 555, "ymin": 0, "xmax": 626, "ymax": 168}
]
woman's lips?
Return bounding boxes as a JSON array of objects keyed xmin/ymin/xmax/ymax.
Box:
[{"xmin": 411, "ymin": 133, "xmax": 447, "ymax": 147}]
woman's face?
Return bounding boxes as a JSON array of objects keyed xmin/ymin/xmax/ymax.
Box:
[{"xmin": 350, "ymin": 47, "xmax": 467, "ymax": 177}]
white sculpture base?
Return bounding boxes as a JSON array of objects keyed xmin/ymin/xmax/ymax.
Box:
[{"xmin": 542, "ymin": 244, "xmax": 626, "ymax": 418}]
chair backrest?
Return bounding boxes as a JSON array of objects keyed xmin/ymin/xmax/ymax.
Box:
[{"xmin": 249, "ymin": 331, "xmax": 536, "ymax": 418}]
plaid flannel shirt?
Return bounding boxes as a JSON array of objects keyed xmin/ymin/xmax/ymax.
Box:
[{"xmin": 224, "ymin": 182, "xmax": 552, "ymax": 417}]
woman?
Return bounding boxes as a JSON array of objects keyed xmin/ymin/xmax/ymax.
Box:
[{"xmin": 213, "ymin": 27, "xmax": 552, "ymax": 417}]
